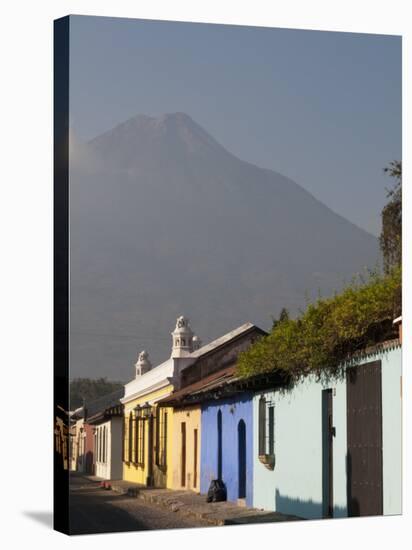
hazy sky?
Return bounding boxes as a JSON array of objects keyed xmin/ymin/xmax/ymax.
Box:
[{"xmin": 69, "ymin": 15, "xmax": 401, "ymax": 236}]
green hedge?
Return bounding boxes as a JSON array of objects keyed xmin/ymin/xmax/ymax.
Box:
[{"xmin": 237, "ymin": 267, "xmax": 401, "ymax": 381}]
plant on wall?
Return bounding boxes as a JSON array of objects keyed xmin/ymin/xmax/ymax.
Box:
[{"xmin": 237, "ymin": 266, "xmax": 401, "ymax": 381}]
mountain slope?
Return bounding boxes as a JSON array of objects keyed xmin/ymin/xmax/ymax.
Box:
[{"xmin": 69, "ymin": 113, "xmax": 380, "ymax": 379}]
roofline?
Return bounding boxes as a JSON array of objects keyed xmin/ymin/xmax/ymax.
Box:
[
  {"xmin": 188, "ymin": 323, "xmax": 267, "ymax": 363},
  {"xmin": 121, "ymin": 377, "xmax": 173, "ymax": 404},
  {"xmin": 160, "ymin": 370, "xmax": 289, "ymax": 407}
]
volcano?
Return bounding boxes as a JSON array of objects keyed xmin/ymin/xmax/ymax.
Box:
[{"xmin": 69, "ymin": 112, "xmax": 379, "ymax": 379}]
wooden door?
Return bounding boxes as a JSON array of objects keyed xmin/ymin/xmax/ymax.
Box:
[
  {"xmin": 181, "ymin": 422, "xmax": 186, "ymax": 487},
  {"xmin": 322, "ymin": 389, "xmax": 334, "ymax": 517},
  {"xmin": 193, "ymin": 428, "xmax": 198, "ymax": 489},
  {"xmin": 346, "ymin": 361, "xmax": 383, "ymax": 516}
]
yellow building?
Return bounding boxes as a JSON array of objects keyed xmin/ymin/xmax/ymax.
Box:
[
  {"xmin": 121, "ymin": 316, "xmax": 202, "ymax": 488},
  {"xmin": 167, "ymin": 405, "xmax": 201, "ymax": 491},
  {"xmin": 121, "ymin": 316, "xmax": 264, "ymax": 491}
]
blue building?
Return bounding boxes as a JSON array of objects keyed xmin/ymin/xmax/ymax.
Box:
[{"xmin": 200, "ymin": 394, "xmax": 254, "ymax": 506}]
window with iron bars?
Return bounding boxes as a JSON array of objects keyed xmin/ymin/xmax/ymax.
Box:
[
  {"xmin": 258, "ymin": 395, "xmax": 275, "ymax": 456},
  {"xmin": 155, "ymin": 407, "xmax": 167, "ymax": 469},
  {"xmin": 135, "ymin": 409, "xmax": 145, "ymax": 466}
]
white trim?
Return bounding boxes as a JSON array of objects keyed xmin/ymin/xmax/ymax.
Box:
[{"xmin": 120, "ymin": 378, "xmax": 172, "ymax": 405}]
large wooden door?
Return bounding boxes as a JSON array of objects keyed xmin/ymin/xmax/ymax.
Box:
[
  {"xmin": 322, "ymin": 389, "xmax": 334, "ymax": 518},
  {"xmin": 346, "ymin": 361, "xmax": 383, "ymax": 516}
]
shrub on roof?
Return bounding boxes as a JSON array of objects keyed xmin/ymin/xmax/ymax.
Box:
[{"xmin": 237, "ymin": 267, "xmax": 401, "ymax": 381}]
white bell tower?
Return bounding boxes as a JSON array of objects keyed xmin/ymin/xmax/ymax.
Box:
[
  {"xmin": 135, "ymin": 350, "xmax": 152, "ymax": 377},
  {"xmin": 171, "ymin": 315, "xmax": 194, "ymax": 358}
]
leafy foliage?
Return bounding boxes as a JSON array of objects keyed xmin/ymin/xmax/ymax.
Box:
[
  {"xmin": 70, "ymin": 377, "xmax": 124, "ymax": 409},
  {"xmin": 237, "ymin": 267, "xmax": 401, "ymax": 381},
  {"xmin": 271, "ymin": 307, "xmax": 289, "ymax": 329},
  {"xmin": 380, "ymin": 160, "xmax": 402, "ymax": 274}
]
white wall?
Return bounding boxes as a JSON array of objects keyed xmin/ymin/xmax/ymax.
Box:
[
  {"xmin": 253, "ymin": 344, "xmax": 401, "ymax": 519},
  {"xmin": 110, "ymin": 417, "xmax": 123, "ymax": 480},
  {"xmin": 381, "ymin": 346, "xmax": 402, "ymax": 515},
  {"xmin": 253, "ymin": 375, "xmax": 347, "ymax": 518}
]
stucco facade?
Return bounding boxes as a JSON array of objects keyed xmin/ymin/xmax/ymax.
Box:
[
  {"xmin": 169, "ymin": 406, "xmax": 201, "ymax": 491},
  {"xmin": 252, "ymin": 343, "xmax": 402, "ymax": 518},
  {"xmin": 200, "ymin": 394, "xmax": 254, "ymax": 506},
  {"xmin": 94, "ymin": 417, "xmax": 123, "ymax": 480},
  {"xmin": 72, "ymin": 417, "xmax": 85, "ymax": 472},
  {"xmin": 122, "ymin": 383, "xmax": 175, "ymax": 488},
  {"xmin": 83, "ymin": 422, "xmax": 95, "ymax": 474}
]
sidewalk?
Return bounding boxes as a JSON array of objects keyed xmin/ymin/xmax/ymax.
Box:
[{"xmin": 105, "ymin": 479, "xmax": 302, "ymax": 526}]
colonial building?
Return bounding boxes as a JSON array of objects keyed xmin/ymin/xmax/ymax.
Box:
[
  {"xmin": 86, "ymin": 389, "xmax": 124, "ymax": 480},
  {"xmin": 121, "ymin": 316, "xmax": 204, "ymax": 488},
  {"xmin": 69, "ymin": 407, "xmax": 85, "ymax": 472},
  {"xmin": 252, "ymin": 337, "xmax": 402, "ymax": 519},
  {"xmin": 159, "ymin": 322, "xmax": 269, "ymax": 498}
]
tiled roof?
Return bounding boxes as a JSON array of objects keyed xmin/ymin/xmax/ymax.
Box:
[
  {"xmin": 158, "ymin": 366, "xmax": 237, "ymax": 406},
  {"xmin": 159, "ymin": 368, "xmax": 287, "ymax": 407}
]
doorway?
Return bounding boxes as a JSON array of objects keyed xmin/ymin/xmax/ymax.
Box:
[
  {"xmin": 346, "ymin": 361, "xmax": 383, "ymax": 516},
  {"xmin": 181, "ymin": 422, "xmax": 186, "ymax": 487},
  {"xmin": 238, "ymin": 419, "xmax": 246, "ymax": 499},
  {"xmin": 322, "ymin": 389, "xmax": 334, "ymax": 517},
  {"xmin": 217, "ymin": 410, "xmax": 222, "ymax": 480}
]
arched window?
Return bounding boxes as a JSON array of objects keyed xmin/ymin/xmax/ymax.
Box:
[{"xmin": 128, "ymin": 412, "xmax": 133, "ymax": 463}]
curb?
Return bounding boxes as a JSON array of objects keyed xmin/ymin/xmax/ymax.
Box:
[
  {"xmin": 110, "ymin": 483, "xmax": 226, "ymax": 526},
  {"xmin": 109, "ymin": 483, "xmax": 299, "ymax": 526}
]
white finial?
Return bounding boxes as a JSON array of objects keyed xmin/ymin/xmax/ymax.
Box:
[
  {"xmin": 192, "ymin": 335, "xmax": 202, "ymax": 351},
  {"xmin": 171, "ymin": 315, "xmax": 194, "ymax": 357},
  {"xmin": 135, "ymin": 350, "xmax": 152, "ymax": 377}
]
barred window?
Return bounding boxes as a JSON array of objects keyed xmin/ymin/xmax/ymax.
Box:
[
  {"xmin": 156, "ymin": 408, "xmax": 167, "ymax": 469},
  {"xmin": 258, "ymin": 395, "xmax": 275, "ymax": 455},
  {"xmin": 123, "ymin": 416, "xmax": 128, "ymax": 462},
  {"xmin": 258, "ymin": 396, "xmax": 266, "ymax": 455},
  {"xmin": 136, "ymin": 410, "xmax": 145, "ymax": 466},
  {"xmin": 103, "ymin": 426, "xmax": 107, "ymax": 463},
  {"xmin": 128, "ymin": 412, "xmax": 133, "ymax": 463},
  {"xmin": 134, "ymin": 411, "xmax": 139, "ymax": 464}
]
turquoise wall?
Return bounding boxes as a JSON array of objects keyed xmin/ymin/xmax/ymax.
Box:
[{"xmin": 252, "ymin": 344, "xmax": 401, "ymax": 519}]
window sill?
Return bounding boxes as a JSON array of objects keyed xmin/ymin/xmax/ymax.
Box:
[{"xmin": 258, "ymin": 454, "xmax": 275, "ymax": 470}]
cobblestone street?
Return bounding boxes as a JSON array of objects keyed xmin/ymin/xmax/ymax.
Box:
[{"xmin": 69, "ymin": 476, "xmax": 211, "ymax": 535}]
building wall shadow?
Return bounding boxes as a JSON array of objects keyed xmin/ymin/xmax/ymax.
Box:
[{"xmin": 275, "ymin": 490, "xmax": 346, "ymax": 520}]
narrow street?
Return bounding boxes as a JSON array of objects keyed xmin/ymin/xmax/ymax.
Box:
[{"xmin": 69, "ymin": 476, "xmax": 211, "ymax": 535}]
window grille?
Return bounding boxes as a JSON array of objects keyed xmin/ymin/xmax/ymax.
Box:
[
  {"xmin": 138, "ymin": 413, "xmax": 145, "ymax": 466},
  {"xmin": 258, "ymin": 396, "xmax": 266, "ymax": 455},
  {"xmin": 259, "ymin": 395, "xmax": 275, "ymax": 456},
  {"xmin": 156, "ymin": 408, "xmax": 167, "ymax": 469},
  {"xmin": 128, "ymin": 413, "xmax": 133, "ymax": 463}
]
